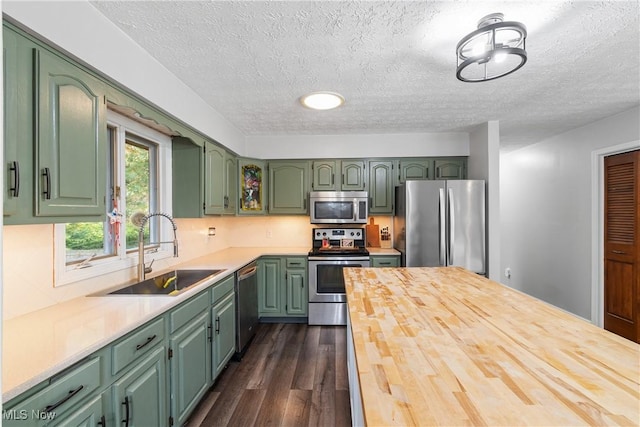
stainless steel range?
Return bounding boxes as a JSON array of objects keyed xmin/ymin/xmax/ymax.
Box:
[{"xmin": 308, "ymin": 227, "xmax": 370, "ymax": 325}]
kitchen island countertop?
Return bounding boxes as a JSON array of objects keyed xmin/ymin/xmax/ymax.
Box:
[
  {"xmin": 2, "ymin": 246, "xmax": 309, "ymax": 402},
  {"xmin": 343, "ymin": 267, "xmax": 640, "ymax": 426}
]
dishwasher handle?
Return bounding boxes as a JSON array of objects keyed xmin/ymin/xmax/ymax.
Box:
[{"xmin": 238, "ymin": 265, "xmax": 258, "ymax": 281}]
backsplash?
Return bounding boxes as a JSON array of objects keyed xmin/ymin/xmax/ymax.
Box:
[{"xmin": 2, "ymin": 216, "xmax": 314, "ymax": 320}]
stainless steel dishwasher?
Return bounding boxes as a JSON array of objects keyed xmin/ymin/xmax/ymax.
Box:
[{"xmin": 235, "ymin": 261, "xmax": 258, "ymax": 358}]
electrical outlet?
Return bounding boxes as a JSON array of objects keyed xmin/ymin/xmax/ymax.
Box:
[
  {"xmin": 266, "ymin": 229, "xmax": 273, "ymax": 238},
  {"xmin": 208, "ymin": 227, "xmax": 216, "ymax": 236},
  {"xmin": 504, "ymin": 267, "xmax": 511, "ymax": 278}
]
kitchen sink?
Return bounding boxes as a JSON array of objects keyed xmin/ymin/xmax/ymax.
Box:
[{"xmin": 99, "ymin": 269, "xmax": 226, "ymax": 296}]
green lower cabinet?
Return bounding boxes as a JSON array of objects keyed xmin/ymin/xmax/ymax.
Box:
[
  {"xmin": 285, "ymin": 258, "xmax": 308, "ymax": 316},
  {"xmin": 258, "ymin": 257, "xmax": 284, "ymax": 316},
  {"xmin": 169, "ymin": 310, "xmax": 211, "ymax": 426},
  {"xmin": 371, "ymin": 255, "xmax": 401, "ymax": 267},
  {"xmin": 112, "ymin": 346, "xmax": 167, "ymax": 427},
  {"xmin": 259, "ymin": 257, "xmax": 308, "ymax": 319},
  {"xmin": 48, "ymin": 394, "xmax": 105, "ymax": 427},
  {"xmin": 212, "ymin": 292, "xmax": 236, "ymax": 378}
]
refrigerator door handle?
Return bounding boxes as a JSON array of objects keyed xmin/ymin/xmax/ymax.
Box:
[
  {"xmin": 439, "ymin": 188, "xmax": 446, "ymax": 266},
  {"xmin": 448, "ymin": 187, "xmax": 455, "ymax": 265}
]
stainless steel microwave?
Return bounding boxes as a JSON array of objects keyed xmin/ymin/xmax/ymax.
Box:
[{"xmin": 309, "ymin": 191, "xmax": 368, "ymax": 224}]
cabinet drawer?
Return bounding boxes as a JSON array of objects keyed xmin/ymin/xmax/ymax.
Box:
[
  {"xmin": 285, "ymin": 257, "xmax": 306, "ymax": 268},
  {"xmin": 170, "ymin": 291, "xmax": 209, "ymax": 334},
  {"xmin": 371, "ymin": 256, "xmax": 400, "ymax": 267},
  {"xmin": 112, "ymin": 317, "xmax": 165, "ymax": 376},
  {"xmin": 211, "ymin": 274, "xmax": 235, "ymax": 305},
  {"xmin": 5, "ymin": 357, "xmax": 101, "ymax": 424}
]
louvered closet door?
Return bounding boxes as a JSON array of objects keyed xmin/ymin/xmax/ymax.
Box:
[{"xmin": 604, "ymin": 149, "xmax": 639, "ymax": 342}]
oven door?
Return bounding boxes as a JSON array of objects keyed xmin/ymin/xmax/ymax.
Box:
[{"xmin": 308, "ymin": 256, "xmax": 370, "ymax": 303}]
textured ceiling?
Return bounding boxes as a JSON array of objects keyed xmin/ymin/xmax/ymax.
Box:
[{"xmin": 90, "ymin": 1, "xmax": 639, "ymax": 150}]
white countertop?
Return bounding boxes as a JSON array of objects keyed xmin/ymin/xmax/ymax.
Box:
[
  {"xmin": 366, "ymin": 247, "xmax": 400, "ymax": 255},
  {"xmin": 2, "ymin": 246, "xmax": 308, "ymax": 402}
]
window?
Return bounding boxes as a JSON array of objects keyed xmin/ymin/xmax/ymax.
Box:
[{"xmin": 55, "ymin": 110, "xmax": 172, "ymax": 286}]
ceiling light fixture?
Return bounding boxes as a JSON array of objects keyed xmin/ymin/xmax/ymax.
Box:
[
  {"xmin": 456, "ymin": 13, "xmax": 527, "ymax": 82},
  {"xmin": 299, "ymin": 92, "xmax": 345, "ymax": 110}
]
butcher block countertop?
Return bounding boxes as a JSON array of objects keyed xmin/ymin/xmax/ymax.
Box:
[{"xmin": 343, "ymin": 267, "xmax": 640, "ymax": 426}]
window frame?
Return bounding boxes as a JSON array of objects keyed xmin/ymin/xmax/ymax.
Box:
[{"xmin": 54, "ymin": 110, "xmax": 173, "ymax": 287}]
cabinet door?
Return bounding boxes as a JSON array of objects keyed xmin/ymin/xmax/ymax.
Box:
[
  {"xmin": 34, "ymin": 48, "xmax": 106, "ymax": 217},
  {"xmin": 368, "ymin": 161, "xmax": 394, "ymax": 214},
  {"xmin": 341, "ymin": 160, "xmax": 366, "ymax": 191},
  {"xmin": 224, "ymin": 154, "xmax": 237, "ymax": 214},
  {"xmin": 286, "ymin": 268, "xmax": 307, "ymax": 316},
  {"xmin": 172, "ymin": 137, "xmax": 204, "ymax": 218},
  {"xmin": 169, "ymin": 310, "xmax": 210, "ymax": 426},
  {"xmin": 312, "ymin": 160, "xmax": 337, "ymax": 191},
  {"xmin": 268, "ymin": 161, "xmax": 309, "ymax": 214},
  {"xmin": 399, "ymin": 159, "xmax": 432, "ymax": 182},
  {"xmin": 3, "ymin": 27, "xmax": 20, "ymax": 217},
  {"xmin": 204, "ymin": 142, "xmax": 225, "ymax": 215},
  {"xmin": 112, "ymin": 347, "xmax": 167, "ymax": 427},
  {"xmin": 212, "ymin": 292, "xmax": 236, "ymax": 378},
  {"xmin": 49, "ymin": 393, "xmax": 105, "ymax": 427},
  {"xmin": 258, "ymin": 258, "xmax": 283, "ymax": 316},
  {"xmin": 434, "ymin": 158, "xmax": 466, "ymax": 179},
  {"xmin": 238, "ymin": 158, "xmax": 267, "ymax": 215}
]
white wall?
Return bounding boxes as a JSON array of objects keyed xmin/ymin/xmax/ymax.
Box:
[
  {"xmin": 246, "ymin": 133, "xmax": 469, "ymax": 159},
  {"xmin": 2, "ymin": 0, "xmax": 246, "ymax": 154},
  {"xmin": 468, "ymin": 121, "xmax": 500, "ymax": 280},
  {"xmin": 500, "ymin": 106, "xmax": 640, "ymax": 321},
  {"xmin": 2, "ymin": 216, "xmax": 314, "ymax": 319}
]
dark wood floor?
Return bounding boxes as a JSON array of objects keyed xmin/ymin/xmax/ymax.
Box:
[{"xmin": 186, "ymin": 323, "xmax": 352, "ymax": 427}]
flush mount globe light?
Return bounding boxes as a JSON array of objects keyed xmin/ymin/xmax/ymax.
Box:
[
  {"xmin": 299, "ymin": 92, "xmax": 345, "ymax": 110},
  {"xmin": 456, "ymin": 13, "xmax": 527, "ymax": 82}
]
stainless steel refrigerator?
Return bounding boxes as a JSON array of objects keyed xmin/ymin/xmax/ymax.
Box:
[{"xmin": 394, "ymin": 180, "xmax": 486, "ymax": 274}]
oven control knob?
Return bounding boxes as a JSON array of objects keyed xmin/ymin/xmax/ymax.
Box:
[
  {"xmin": 350, "ymin": 232, "xmax": 355, "ymax": 236},
  {"xmin": 322, "ymin": 232, "xmax": 327, "ymax": 236},
  {"xmin": 356, "ymin": 231, "xmax": 361, "ymax": 236}
]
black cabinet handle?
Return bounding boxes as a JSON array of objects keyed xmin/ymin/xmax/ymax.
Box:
[
  {"xmin": 9, "ymin": 161, "xmax": 20, "ymax": 197},
  {"xmin": 208, "ymin": 324, "xmax": 213, "ymax": 342},
  {"xmin": 379, "ymin": 262, "xmax": 391, "ymax": 265},
  {"xmin": 97, "ymin": 415, "xmax": 106, "ymax": 426},
  {"xmin": 43, "ymin": 385, "xmax": 84, "ymax": 413},
  {"xmin": 135, "ymin": 334, "xmax": 157, "ymax": 351},
  {"xmin": 215, "ymin": 316, "xmax": 220, "ymax": 334},
  {"xmin": 122, "ymin": 396, "xmax": 130, "ymax": 427},
  {"xmin": 42, "ymin": 167, "xmax": 51, "ymax": 200}
]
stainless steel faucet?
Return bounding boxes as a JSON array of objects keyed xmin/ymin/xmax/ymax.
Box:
[{"xmin": 137, "ymin": 212, "xmax": 179, "ymax": 281}]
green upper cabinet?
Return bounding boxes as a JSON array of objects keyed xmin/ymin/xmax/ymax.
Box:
[
  {"xmin": 368, "ymin": 160, "xmax": 395, "ymax": 214},
  {"xmin": 311, "ymin": 160, "xmax": 365, "ymax": 192},
  {"xmin": 238, "ymin": 158, "xmax": 267, "ymax": 215},
  {"xmin": 311, "ymin": 160, "xmax": 337, "ymax": 191},
  {"xmin": 341, "ymin": 160, "xmax": 366, "ymax": 191},
  {"xmin": 204, "ymin": 143, "xmax": 237, "ymax": 215},
  {"xmin": 399, "ymin": 158, "xmax": 433, "ymax": 182},
  {"xmin": 172, "ymin": 139, "xmax": 236, "ymax": 217},
  {"xmin": 434, "ymin": 158, "xmax": 467, "ymax": 179},
  {"xmin": 3, "ymin": 27, "xmax": 20, "ymax": 218},
  {"xmin": 34, "ymin": 48, "xmax": 106, "ymax": 218},
  {"xmin": 224, "ymin": 154, "xmax": 238, "ymax": 214},
  {"xmin": 172, "ymin": 137, "xmax": 204, "ymax": 218},
  {"xmin": 268, "ymin": 161, "xmax": 310, "ymax": 214}
]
